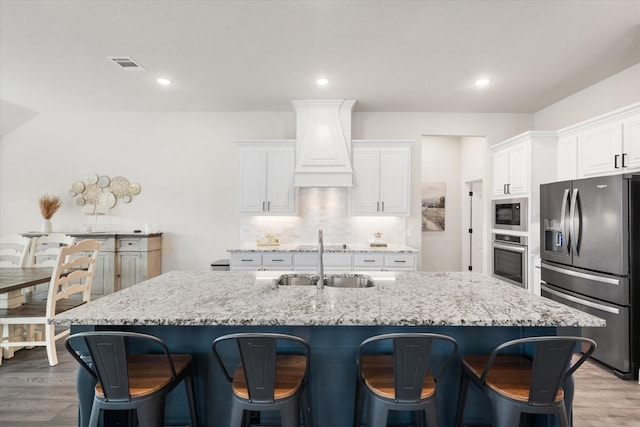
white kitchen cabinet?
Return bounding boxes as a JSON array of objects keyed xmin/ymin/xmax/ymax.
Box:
[
  {"xmin": 237, "ymin": 141, "xmax": 296, "ymax": 215},
  {"xmin": 384, "ymin": 253, "xmax": 416, "ymax": 271},
  {"xmin": 556, "ymin": 135, "xmax": 578, "ymax": 181},
  {"xmin": 231, "ymin": 250, "xmax": 417, "ymax": 271},
  {"xmin": 492, "ymin": 142, "xmax": 529, "ymax": 197},
  {"xmin": 262, "ymin": 253, "xmax": 294, "ymax": 271},
  {"xmin": 353, "ymin": 253, "xmax": 384, "ymax": 270},
  {"xmin": 230, "ymin": 252, "xmax": 262, "ymax": 270},
  {"xmin": 567, "ymin": 104, "xmax": 640, "ymax": 178},
  {"xmin": 350, "ymin": 140, "xmax": 412, "ymax": 216}
]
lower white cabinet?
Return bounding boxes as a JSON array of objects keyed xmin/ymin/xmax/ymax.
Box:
[{"xmin": 231, "ymin": 251, "xmax": 416, "ymax": 272}]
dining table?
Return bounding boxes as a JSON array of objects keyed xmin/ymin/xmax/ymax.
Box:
[
  {"xmin": 0, "ymin": 267, "xmax": 54, "ymax": 309},
  {"xmin": 0, "ymin": 267, "xmax": 55, "ymax": 362}
]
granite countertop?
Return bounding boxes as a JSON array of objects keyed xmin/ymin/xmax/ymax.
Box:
[
  {"xmin": 228, "ymin": 244, "xmax": 418, "ymax": 253},
  {"xmin": 53, "ymin": 271, "xmax": 604, "ymax": 328}
]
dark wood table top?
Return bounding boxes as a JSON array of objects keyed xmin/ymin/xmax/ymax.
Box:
[{"xmin": 0, "ymin": 268, "xmax": 54, "ymax": 293}]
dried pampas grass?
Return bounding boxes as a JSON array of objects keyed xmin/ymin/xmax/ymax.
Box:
[{"xmin": 39, "ymin": 194, "xmax": 62, "ymax": 219}]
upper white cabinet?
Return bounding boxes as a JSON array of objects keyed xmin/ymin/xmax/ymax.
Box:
[
  {"xmin": 492, "ymin": 142, "xmax": 529, "ymax": 197},
  {"xmin": 350, "ymin": 140, "xmax": 412, "ymax": 216},
  {"xmin": 558, "ymin": 103, "xmax": 640, "ymax": 178},
  {"xmin": 237, "ymin": 141, "xmax": 296, "ymax": 215}
]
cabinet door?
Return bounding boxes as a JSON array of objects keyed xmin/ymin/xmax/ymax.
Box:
[
  {"xmin": 323, "ymin": 253, "xmax": 353, "ymax": 271},
  {"xmin": 578, "ymin": 122, "xmax": 623, "ymax": 177},
  {"xmin": 507, "ymin": 143, "xmax": 529, "ymax": 195},
  {"xmin": 492, "ymin": 149, "xmax": 510, "ymax": 197},
  {"xmin": 351, "ymin": 148, "xmax": 381, "ymax": 214},
  {"xmin": 117, "ymin": 252, "xmax": 142, "ymax": 290},
  {"xmin": 91, "ymin": 251, "xmax": 114, "ymax": 297},
  {"xmin": 238, "ymin": 148, "xmax": 268, "ymax": 213},
  {"xmin": 556, "ymin": 136, "xmax": 578, "ymax": 181},
  {"xmin": 379, "ymin": 148, "xmax": 410, "ymax": 215},
  {"xmin": 622, "ymin": 115, "xmax": 640, "ymax": 171},
  {"xmin": 266, "ymin": 147, "xmax": 296, "ymax": 214}
]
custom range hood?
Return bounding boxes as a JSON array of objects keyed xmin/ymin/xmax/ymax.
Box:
[{"xmin": 293, "ymin": 99, "xmax": 356, "ymax": 187}]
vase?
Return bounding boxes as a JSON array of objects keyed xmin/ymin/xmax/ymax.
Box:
[{"xmin": 41, "ymin": 219, "xmax": 52, "ymax": 233}]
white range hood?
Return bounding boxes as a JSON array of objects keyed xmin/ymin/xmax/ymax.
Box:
[{"xmin": 293, "ymin": 99, "xmax": 356, "ymax": 187}]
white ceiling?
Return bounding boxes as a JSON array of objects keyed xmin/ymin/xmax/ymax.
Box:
[{"xmin": 1, "ymin": 0, "xmax": 639, "ymax": 115}]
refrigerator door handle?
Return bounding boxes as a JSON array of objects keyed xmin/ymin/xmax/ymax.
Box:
[
  {"xmin": 560, "ymin": 188, "xmax": 570, "ymax": 254},
  {"xmin": 542, "ymin": 284, "xmax": 620, "ymax": 315},
  {"xmin": 541, "ymin": 262, "xmax": 620, "ymax": 285},
  {"xmin": 570, "ymin": 188, "xmax": 579, "ymax": 256}
]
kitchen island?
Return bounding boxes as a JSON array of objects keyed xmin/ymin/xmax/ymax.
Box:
[{"xmin": 55, "ymin": 270, "xmax": 604, "ymax": 427}]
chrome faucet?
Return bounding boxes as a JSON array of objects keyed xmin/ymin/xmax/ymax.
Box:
[{"xmin": 317, "ymin": 229, "xmax": 324, "ymax": 289}]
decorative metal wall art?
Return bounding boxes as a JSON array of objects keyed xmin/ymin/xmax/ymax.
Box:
[{"xmin": 69, "ymin": 174, "xmax": 142, "ymax": 214}]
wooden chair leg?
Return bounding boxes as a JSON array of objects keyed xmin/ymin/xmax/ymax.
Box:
[{"xmin": 44, "ymin": 324, "xmax": 58, "ymax": 366}]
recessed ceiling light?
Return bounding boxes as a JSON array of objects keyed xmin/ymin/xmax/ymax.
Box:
[
  {"xmin": 474, "ymin": 78, "xmax": 491, "ymax": 88},
  {"xmin": 316, "ymin": 78, "xmax": 329, "ymax": 86},
  {"xmin": 156, "ymin": 78, "xmax": 172, "ymax": 86}
]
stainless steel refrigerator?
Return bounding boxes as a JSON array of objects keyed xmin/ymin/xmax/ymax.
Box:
[{"xmin": 540, "ymin": 174, "xmax": 639, "ymax": 380}]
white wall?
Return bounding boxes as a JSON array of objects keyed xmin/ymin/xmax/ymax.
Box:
[
  {"xmin": 0, "ymin": 111, "xmax": 532, "ymax": 272},
  {"xmin": 534, "ymin": 63, "xmax": 640, "ymax": 130},
  {"xmin": 421, "ymin": 136, "xmax": 461, "ymax": 271}
]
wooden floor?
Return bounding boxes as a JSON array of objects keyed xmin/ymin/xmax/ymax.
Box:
[{"xmin": 0, "ymin": 343, "xmax": 639, "ymax": 426}]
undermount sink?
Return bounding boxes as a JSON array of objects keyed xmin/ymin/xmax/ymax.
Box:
[
  {"xmin": 325, "ymin": 275, "xmax": 375, "ymax": 288},
  {"xmin": 277, "ymin": 274, "xmax": 317, "ymax": 286},
  {"xmin": 276, "ymin": 274, "xmax": 374, "ymax": 288}
]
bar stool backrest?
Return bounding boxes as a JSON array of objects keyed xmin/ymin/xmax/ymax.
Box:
[
  {"xmin": 212, "ymin": 332, "xmax": 311, "ymax": 404},
  {"xmin": 481, "ymin": 336, "xmax": 596, "ymax": 406},
  {"xmin": 359, "ymin": 333, "xmax": 459, "ymax": 403},
  {"xmin": 237, "ymin": 336, "xmax": 278, "ymax": 403},
  {"xmin": 65, "ymin": 331, "xmax": 178, "ymax": 402}
]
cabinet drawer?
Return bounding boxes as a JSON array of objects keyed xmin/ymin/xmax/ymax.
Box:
[
  {"xmin": 117, "ymin": 238, "xmax": 142, "ymax": 251},
  {"xmin": 353, "ymin": 253, "xmax": 384, "ymax": 268},
  {"xmin": 230, "ymin": 253, "xmax": 261, "ymax": 269},
  {"xmin": 324, "ymin": 253, "xmax": 353, "ymax": 270},
  {"xmin": 294, "ymin": 252, "xmax": 318, "ymax": 267},
  {"xmin": 384, "ymin": 254, "xmax": 416, "ymax": 269},
  {"xmin": 262, "ymin": 253, "xmax": 293, "ymax": 268}
]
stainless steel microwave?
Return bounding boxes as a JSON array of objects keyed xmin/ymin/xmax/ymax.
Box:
[{"xmin": 493, "ymin": 197, "xmax": 527, "ymax": 232}]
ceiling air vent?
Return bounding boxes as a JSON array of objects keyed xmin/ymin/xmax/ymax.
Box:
[{"xmin": 107, "ymin": 56, "xmax": 146, "ymax": 71}]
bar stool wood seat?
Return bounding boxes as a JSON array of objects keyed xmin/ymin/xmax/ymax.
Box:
[
  {"xmin": 213, "ymin": 333, "xmax": 312, "ymax": 427},
  {"xmin": 455, "ymin": 336, "xmax": 596, "ymax": 427},
  {"xmin": 65, "ymin": 331, "xmax": 198, "ymax": 427},
  {"xmin": 354, "ymin": 333, "xmax": 458, "ymax": 427}
]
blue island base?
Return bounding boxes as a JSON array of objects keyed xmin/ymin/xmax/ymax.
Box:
[{"xmin": 71, "ymin": 324, "xmax": 576, "ymax": 427}]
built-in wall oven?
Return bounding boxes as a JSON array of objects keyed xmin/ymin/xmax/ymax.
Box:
[
  {"xmin": 493, "ymin": 197, "xmax": 528, "ymax": 232},
  {"xmin": 492, "ymin": 233, "xmax": 528, "ymax": 289}
]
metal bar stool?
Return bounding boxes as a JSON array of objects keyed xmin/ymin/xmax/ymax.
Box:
[
  {"xmin": 455, "ymin": 336, "xmax": 596, "ymax": 427},
  {"xmin": 65, "ymin": 331, "xmax": 198, "ymax": 427},
  {"xmin": 212, "ymin": 332, "xmax": 312, "ymax": 427},
  {"xmin": 354, "ymin": 333, "xmax": 459, "ymax": 427}
]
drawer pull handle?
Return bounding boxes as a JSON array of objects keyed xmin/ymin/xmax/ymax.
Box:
[
  {"xmin": 394, "ymin": 260, "xmax": 406, "ymax": 263},
  {"xmin": 272, "ymin": 259, "xmax": 284, "ymax": 262},
  {"xmin": 240, "ymin": 259, "xmax": 254, "ymax": 262},
  {"xmin": 364, "ymin": 259, "xmax": 375, "ymax": 262}
]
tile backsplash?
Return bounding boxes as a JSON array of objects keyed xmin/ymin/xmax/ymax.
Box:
[{"xmin": 239, "ymin": 188, "xmax": 407, "ymax": 246}]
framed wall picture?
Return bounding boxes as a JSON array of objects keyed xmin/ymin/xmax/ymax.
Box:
[{"xmin": 422, "ymin": 182, "xmax": 445, "ymax": 231}]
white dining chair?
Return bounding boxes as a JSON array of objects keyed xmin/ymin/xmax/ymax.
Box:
[
  {"xmin": 0, "ymin": 234, "xmax": 31, "ymax": 268},
  {"xmin": 0, "ymin": 239, "xmax": 101, "ymax": 366},
  {"xmin": 28, "ymin": 233, "xmax": 76, "ymax": 267}
]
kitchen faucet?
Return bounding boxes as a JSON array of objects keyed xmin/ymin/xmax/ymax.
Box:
[{"xmin": 317, "ymin": 229, "xmax": 324, "ymax": 289}]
